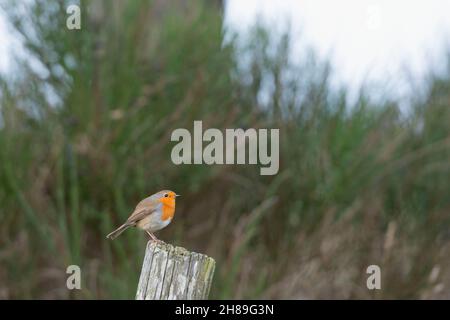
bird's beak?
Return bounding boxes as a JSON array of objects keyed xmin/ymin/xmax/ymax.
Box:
[{"xmin": 175, "ymin": 194, "xmax": 181, "ymax": 197}]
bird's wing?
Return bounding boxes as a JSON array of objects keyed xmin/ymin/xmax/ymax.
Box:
[{"xmin": 126, "ymin": 206, "xmax": 156, "ymax": 225}]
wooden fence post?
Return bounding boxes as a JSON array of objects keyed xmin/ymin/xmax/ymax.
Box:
[{"xmin": 136, "ymin": 241, "xmax": 216, "ymax": 300}]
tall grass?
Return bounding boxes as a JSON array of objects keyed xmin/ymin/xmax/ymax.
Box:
[{"xmin": 0, "ymin": 0, "xmax": 450, "ymax": 299}]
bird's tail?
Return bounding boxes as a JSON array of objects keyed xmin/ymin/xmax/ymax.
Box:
[{"xmin": 106, "ymin": 223, "xmax": 130, "ymax": 240}]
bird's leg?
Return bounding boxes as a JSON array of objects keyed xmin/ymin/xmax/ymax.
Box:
[{"xmin": 146, "ymin": 230, "xmax": 159, "ymax": 241}]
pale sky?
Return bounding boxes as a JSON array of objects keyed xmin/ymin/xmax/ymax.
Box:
[
  {"xmin": 1, "ymin": 1, "xmax": 450, "ymax": 100},
  {"xmin": 225, "ymin": 0, "xmax": 450, "ymax": 100},
  {"xmin": 0, "ymin": 9, "xmax": 13, "ymax": 73}
]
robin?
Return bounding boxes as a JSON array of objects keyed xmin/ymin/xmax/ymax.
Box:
[{"xmin": 106, "ymin": 190, "xmax": 180, "ymax": 241}]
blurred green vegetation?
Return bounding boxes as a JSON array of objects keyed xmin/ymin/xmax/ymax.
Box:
[{"xmin": 0, "ymin": 0, "xmax": 450, "ymax": 299}]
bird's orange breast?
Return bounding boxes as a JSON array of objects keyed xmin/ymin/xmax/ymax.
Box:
[
  {"xmin": 159, "ymin": 197, "xmax": 175, "ymax": 221},
  {"xmin": 161, "ymin": 203, "xmax": 175, "ymax": 221}
]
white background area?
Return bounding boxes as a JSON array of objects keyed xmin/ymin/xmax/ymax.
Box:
[{"xmin": 225, "ymin": 0, "xmax": 450, "ymax": 99}]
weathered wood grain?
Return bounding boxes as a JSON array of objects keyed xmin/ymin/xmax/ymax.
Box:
[{"xmin": 136, "ymin": 241, "xmax": 215, "ymax": 300}]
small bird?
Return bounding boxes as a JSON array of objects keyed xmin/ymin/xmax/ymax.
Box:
[{"xmin": 106, "ymin": 190, "xmax": 180, "ymax": 241}]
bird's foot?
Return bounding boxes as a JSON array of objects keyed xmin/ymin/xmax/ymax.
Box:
[{"xmin": 146, "ymin": 231, "xmax": 163, "ymax": 243}]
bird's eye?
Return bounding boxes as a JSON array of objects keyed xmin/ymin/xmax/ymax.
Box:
[{"xmin": 164, "ymin": 193, "xmax": 168, "ymax": 198}]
